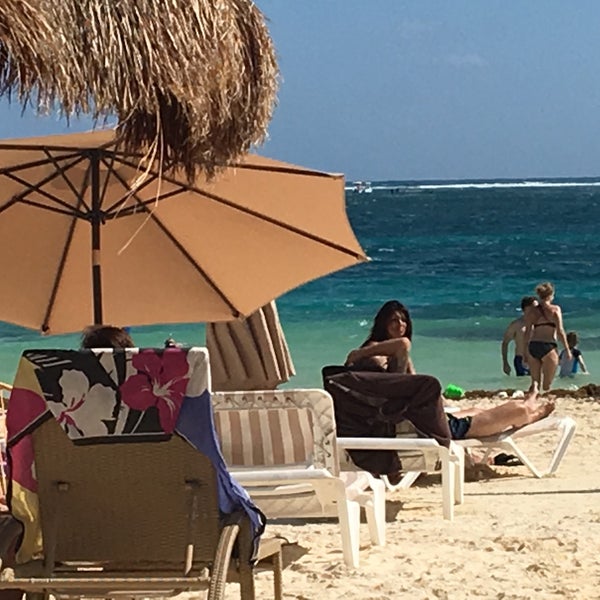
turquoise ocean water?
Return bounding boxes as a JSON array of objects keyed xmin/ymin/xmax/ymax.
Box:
[{"xmin": 1, "ymin": 179, "xmax": 599, "ymax": 392}]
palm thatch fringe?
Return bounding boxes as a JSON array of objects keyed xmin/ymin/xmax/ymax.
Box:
[{"xmin": 0, "ymin": 0, "xmax": 279, "ymax": 179}]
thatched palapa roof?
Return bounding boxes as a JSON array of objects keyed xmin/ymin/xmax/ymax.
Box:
[{"xmin": 0, "ymin": 0, "xmax": 279, "ymax": 179}]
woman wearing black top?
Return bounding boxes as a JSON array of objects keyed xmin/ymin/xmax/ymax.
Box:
[{"xmin": 524, "ymin": 282, "xmax": 570, "ymax": 392}]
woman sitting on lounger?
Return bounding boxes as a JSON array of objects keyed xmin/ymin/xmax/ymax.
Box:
[{"xmin": 345, "ymin": 300, "xmax": 555, "ymax": 439}]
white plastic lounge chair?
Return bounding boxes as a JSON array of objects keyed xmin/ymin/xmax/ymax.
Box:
[
  {"xmin": 336, "ymin": 420, "xmax": 465, "ymax": 521},
  {"xmin": 212, "ymin": 389, "xmax": 386, "ymax": 568},
  {"xmin": 456, "ymin": 415, "xmax": 577, "ymax": 478},
  {"xmin": 319, "ymin": 366, "xmax": 464, "ymax": 520}
]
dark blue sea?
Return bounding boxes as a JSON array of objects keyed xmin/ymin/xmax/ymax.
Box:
[{"xmin": 1, "ymin": 179, "xmax": 599, "ymax": 390}]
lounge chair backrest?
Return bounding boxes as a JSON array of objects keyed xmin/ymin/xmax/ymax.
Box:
[
  {"xmin": 214, "ymin": 407, "xmax": 314, "ymax": 467},
  {"xmin": 212, "ymin": 389, "xmax": 339, "ymax": 475},
  {"xmin": 7, "ymin": 347, "xmax": 266, "ymax": 570},
  {"xmin": 33, "ymin": 417, "xmax": 221, "ymax": 567},
  {"xmin": 4, "ymin": 348, "xmax": 285, "ymax": 599}
]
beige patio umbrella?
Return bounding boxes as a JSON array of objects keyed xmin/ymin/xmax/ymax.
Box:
[
  {"xmin": 0, "ymin": 129, "xmax": 367, "ymax": 334},
  {"xmin": 0, "ymin": 0, "xmax": 278, "ymax": 179},
  {"xmin": 206, "ymin": 300, "xmax": 295, "ymax": 391}
]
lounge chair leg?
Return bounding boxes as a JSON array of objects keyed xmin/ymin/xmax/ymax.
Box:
[
  {"xmin": 364, "ymin": 478, "xmax": 386, "ymax": 546},
  {"xmin": 208, "ymin": 523, "xmax": 240, "ymax": 600},
  {"xmin": 452, "ymin": 443, "xmax": 465, "ymax": 505},
  {"xmin": 502, "ymin": 440, "xmax": 544, "ymax": 478},
  {"xmin": 236, "ymin": 520, "xmax": 256, "ymax": 600},
  {"xmin": 440, "ymin": 448, "xmax": 455, "ymax": 521},
  {"xmin": 336, "ymin": 495, "xmax": 361, "ymax": 568},
  {"xmin": 547, "ymin": 417, "xmax": 577, "ymax": 475},
  {"xmin": 382, "ymin": 470, "xmax": 420, "ymax": 490},
  {"xmin": 271, "ymin": 547, "xmax": 283, "ymax": 600}
]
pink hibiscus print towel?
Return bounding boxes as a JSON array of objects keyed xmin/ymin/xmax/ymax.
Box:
[{"xmin": 120, "ymin": 350, "xmax": 190, "ymax": 433}]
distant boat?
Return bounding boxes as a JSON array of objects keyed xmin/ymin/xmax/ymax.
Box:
[{"xmin": 351, "ymin": 180, "xmax": 373, "ymax": 194}]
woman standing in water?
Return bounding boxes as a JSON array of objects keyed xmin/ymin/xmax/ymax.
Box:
[
  {"xmin": 524, "ymin": 282, "xmax": 571, "ymax": 392},
  {"xmin": 345, "ymin": 300, "xmax": 555, "ymax": 439}
]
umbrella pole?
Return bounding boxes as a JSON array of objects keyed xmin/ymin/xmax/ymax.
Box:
[{"xmin": 90, "ymin": 150, "xmax": 103, "ymax": 325}]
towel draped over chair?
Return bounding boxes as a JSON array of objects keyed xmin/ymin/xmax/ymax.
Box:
[
  {"xmin": 322, "ymin": 368, "xmax": 452, "ymax": 476},
  {"xmin": 7, "ymin": 347, "xmax": 265, "ymax": 563}
]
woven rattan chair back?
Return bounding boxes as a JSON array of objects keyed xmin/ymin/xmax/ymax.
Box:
[{"xmin": 32, "ymin": 417, "xmax": 221, "ymax": 571}]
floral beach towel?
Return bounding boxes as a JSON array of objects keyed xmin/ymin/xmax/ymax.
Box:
[{"xmin": 7, "ymin": 347, "xmax": 264, "ymax": 563}]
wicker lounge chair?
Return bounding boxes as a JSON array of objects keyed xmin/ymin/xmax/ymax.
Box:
[{"xmin": 0, "ymin": 347, "xmax": 284, "ymax": 600}]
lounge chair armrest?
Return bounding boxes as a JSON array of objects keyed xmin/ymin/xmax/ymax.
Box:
[
  {"xmin": 232, "ymin": 468, "xmax": 334, "ymax": 484},
  {"xmin": 337, "ymin": 437, "xmax": 444, "ymax": 451}
]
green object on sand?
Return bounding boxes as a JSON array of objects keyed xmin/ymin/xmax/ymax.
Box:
[{"xmin": 444, "ymin": 383, "xmax": 465, "ymax": 399}]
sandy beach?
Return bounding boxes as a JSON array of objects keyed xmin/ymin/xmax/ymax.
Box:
[{"xmin": 241, "ymin": 393, "xmax": 600, "ymax": 600}]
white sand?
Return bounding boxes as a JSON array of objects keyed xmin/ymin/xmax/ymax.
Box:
[{"xmin": 245, "ymin": 396, "xmax": 600, "ymax": 599}]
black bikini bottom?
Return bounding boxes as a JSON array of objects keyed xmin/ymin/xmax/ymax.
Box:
[{"xmin": 528, "ymin": 341, "xmax": 558, "ymax": 360}]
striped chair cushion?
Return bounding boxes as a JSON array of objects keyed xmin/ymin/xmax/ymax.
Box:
[{"xmin": 214, "ymin": 408, "xmax": 314, "ymax": 467}]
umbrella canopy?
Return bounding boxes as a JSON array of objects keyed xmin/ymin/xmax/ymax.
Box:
[
  {"xmin": 207, "ymin": 300, "xmax": 295, "ymax": 391},
  {"xmin": 0, "ymin": 130, "xmax": 367, "ymax": 334},
  {"xmin": 0, "ymin": 0, "xmax": 278, "ymax": 179}
]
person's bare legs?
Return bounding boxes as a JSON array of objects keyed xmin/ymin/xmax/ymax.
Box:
[
  {"xmin": 540, "ymin": 349, "xmax": 559, "ymax": 392},
  {"xmin": 528, "ymin": 357, "xmax": 542, "ymax": 393},
  {"xmin": 452, "ymin": 383, "xmax": 539, "ymax": 419},
  {"xmin": 451, "ymin": 407, "xmax": 485, "ymax": 418},
  {"xmin": 465, "ymin": 386, "xmax": 555, "ymax": 438}
]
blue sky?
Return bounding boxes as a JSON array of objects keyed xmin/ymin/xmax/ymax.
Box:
[{"xmin": 2, "ymin": 1, "xmax": 600, "ymax": 181}]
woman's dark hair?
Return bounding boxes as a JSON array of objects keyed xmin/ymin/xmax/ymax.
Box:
[
  {"xmin": 81, "ymin": 325, "xmax": 135, "ymax": 349},
  {"xmin": 363, "ymin": 300, "xmax": 413, "ymax": 345}
]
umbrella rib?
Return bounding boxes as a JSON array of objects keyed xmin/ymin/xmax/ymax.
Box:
[
  {"xmin": 0, "ymin": 165, "xmax": 89, "ymax": 218},
  {"xmin": 42, "ymin": 150, "xmax": 92, "ymax": 213},
  {"xmin": 0, "ymin": 150, "xmax": 85, "ymax": 175},
  {"xmin": 111, "ymin": 187, "xmax": 186, "ymax": 218},
  {"xmin": 16, "ymin": 199, "xmax": 85, "ymax": 218},
  {"xmin": 98, "ymin": 151, "xmax": 122, "ymax": 211},
  {"xmin": 41, "ymin": 202, "xmax": 82, "ymax": 332},
  {"xmin": 114, "ymin": 156, "xmax": 364, "ymax": 260},
  {"xmin": 100, "ymin": 156, "xmax": 193, "ymax": 216},
  {"xmin": 99, "ymin": 154, "xmax": 163, "ymax": 215}
]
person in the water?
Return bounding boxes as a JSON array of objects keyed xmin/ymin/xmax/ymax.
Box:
[
  {"xmin": 501, "ymin": 295, "xmax": 538, "ymax": 377},
  {"xmin": 558, "ymin": 331, "xmax": 588, "ymax": 378},
  {"xmin": 524, "ymin": 282, "xmax": 570, "ymax": 392}
]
